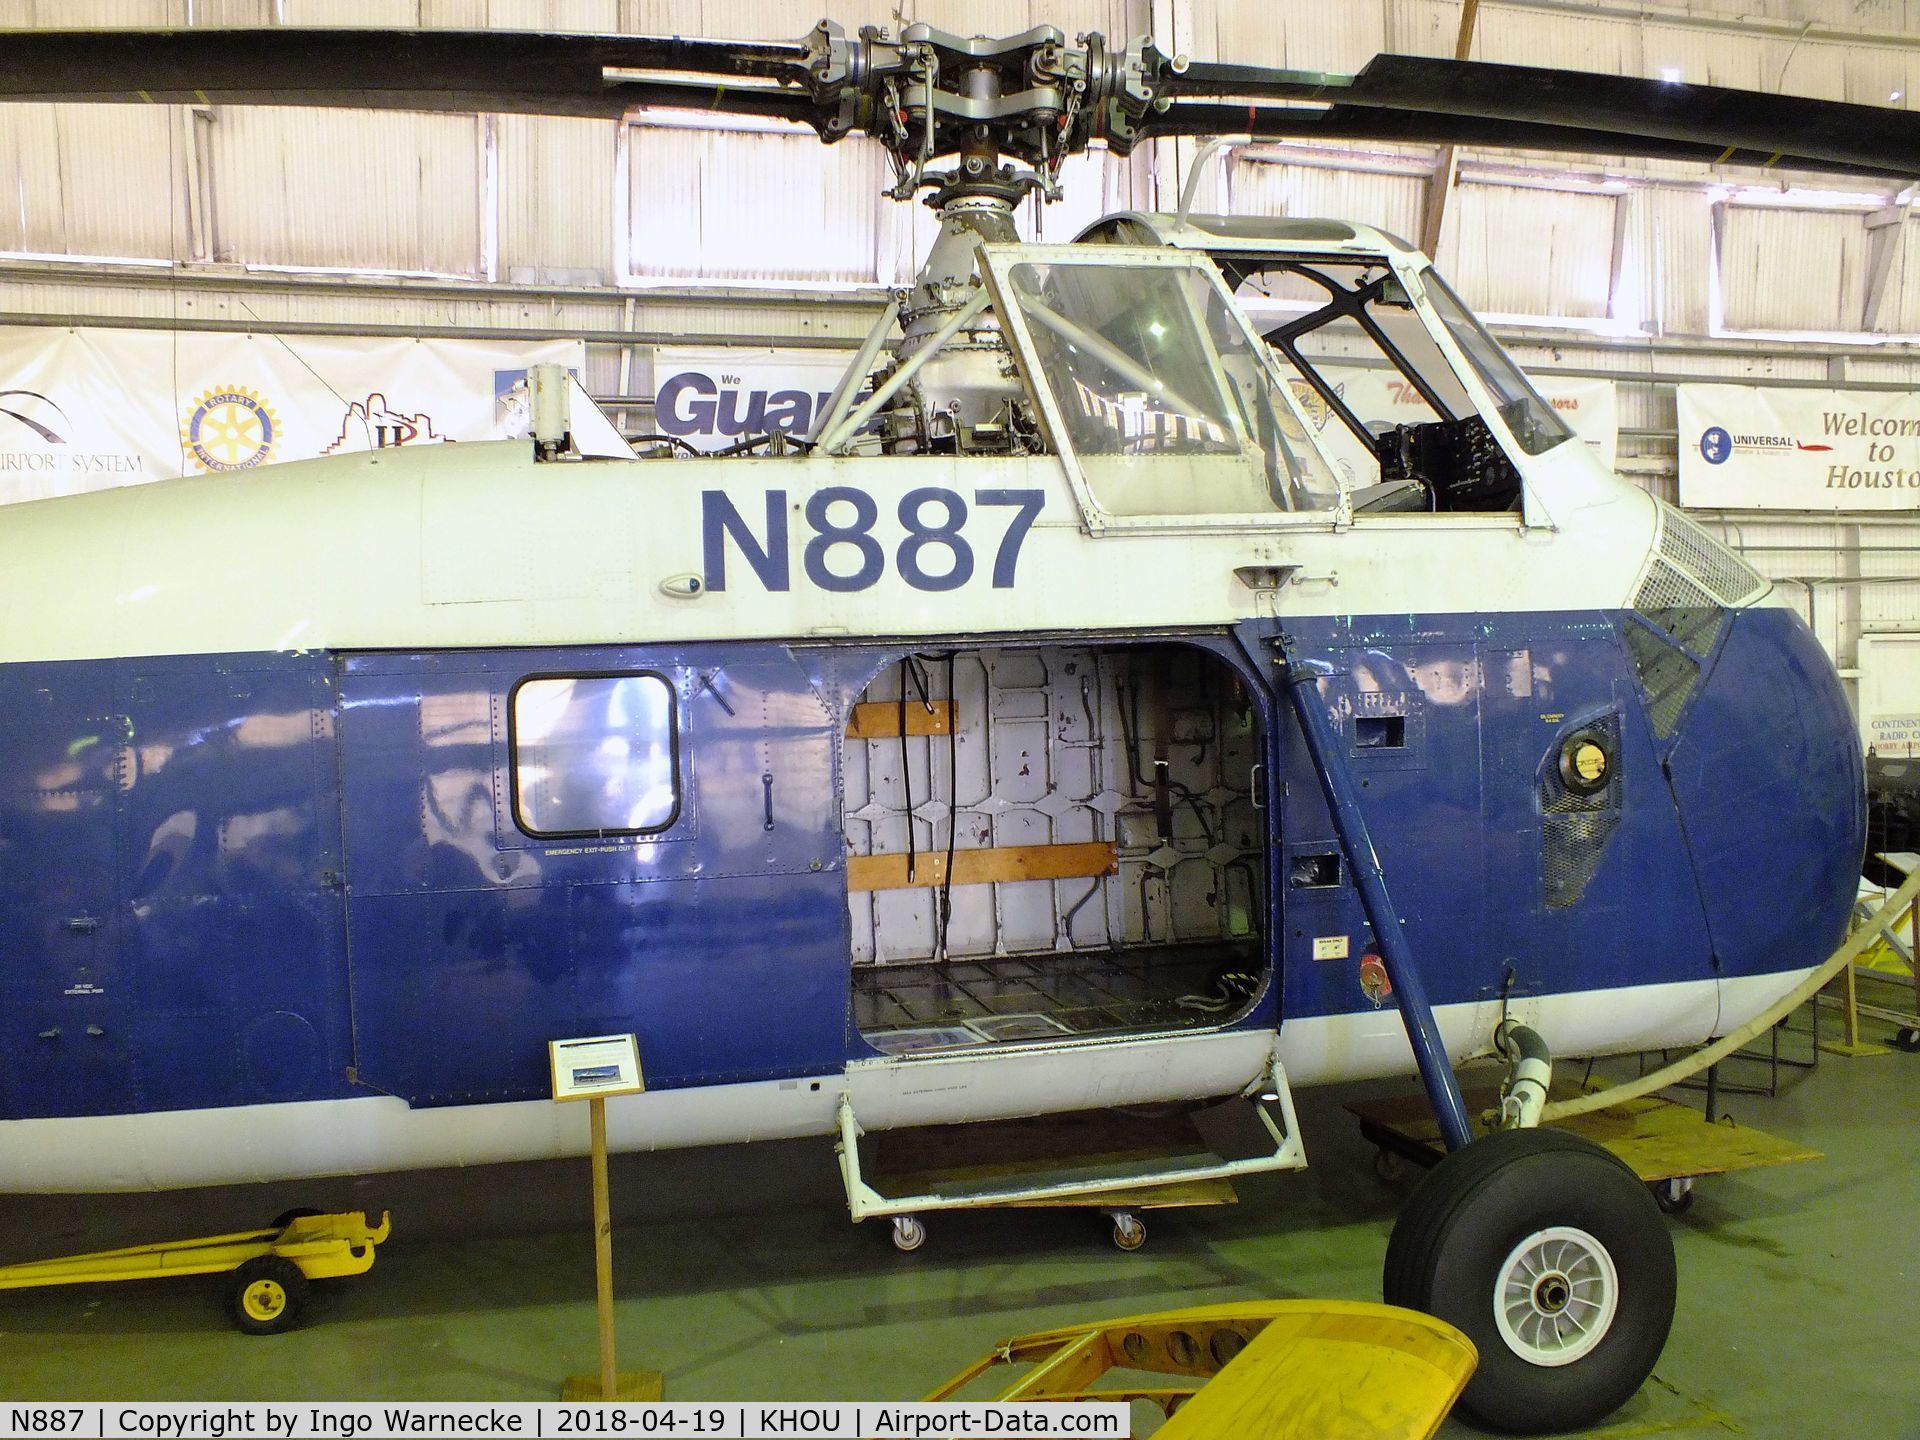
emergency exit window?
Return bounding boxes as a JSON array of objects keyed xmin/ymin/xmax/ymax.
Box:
[{"xmin": 510, "ymin": 672, "xmax": 680, "ymax": 837}]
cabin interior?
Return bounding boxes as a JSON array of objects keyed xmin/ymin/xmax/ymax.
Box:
[{"xmin": 842, "ymin": 641, "xmax": 1269, "ymax": 1056}]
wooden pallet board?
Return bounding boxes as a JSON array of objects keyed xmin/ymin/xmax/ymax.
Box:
[
  {"xmin": 846, "ymin": 700, "xmax": 955, "ymax": 738},
  {"xmin": 1346, "ymin": 1083, "xmax": 1821, "ymax": 1184},
  {"xmin": 868, "ymin": 1108, "xmax": 1239, "ymax": 1210},
  {"xmin": 847, "ymin": 840, "xmax": 1117, "ymax": 892}
]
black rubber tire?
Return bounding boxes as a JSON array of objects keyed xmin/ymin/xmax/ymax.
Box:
[
  {"xmin": 1383, "ymin": 1127, "xmax": 1595, "ymax": 1313},
  {"xmin": 1384, "ymin": 1129, "xmax": 1675, "ymax": 1435},
  {"xmin": 227, "ymin": 1256, "xmax": 309, "ymax": 1336},
  {"xmin": 1895, "ymin": 1026, "xmax": 1920, "ymax": 1054}
]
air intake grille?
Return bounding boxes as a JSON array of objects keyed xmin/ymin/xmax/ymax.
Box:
[
  {"xmin": 1634, "ymin": 558, "xmax": 1715, "ymax": 615},
  {"xmin": 1541, "ymin": 712, "xmax": 1622, "ymax": 909},
  {"xmin": 1651, "ymin": 504, "xmax": 1767, "ymax": 606}
]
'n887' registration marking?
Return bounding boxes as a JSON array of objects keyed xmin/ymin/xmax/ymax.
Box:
[{"xmin": 702, "ymin": 488, "xmax": 1044, "ymax": 593}]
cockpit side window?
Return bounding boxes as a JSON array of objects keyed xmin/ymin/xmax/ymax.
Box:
[
  {"xmin": 1421, "ymin": 267, "xmax": 1573, "ymax": 457},
  {"xmin": 993, "ymin": 251, "xmax": 1344, "ymax": 517}
]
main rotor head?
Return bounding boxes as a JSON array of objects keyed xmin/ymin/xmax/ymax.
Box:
[{"xmin": 797, "ymin": 21, "xmax": 1156, "ymax": 205}]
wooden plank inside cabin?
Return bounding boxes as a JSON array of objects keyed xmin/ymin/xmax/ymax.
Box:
[
  {"xmin": 846, "ymin": 701, "xmax": 955, "ymax": 738},
  {"xmin": 847, "ymin": 841, "xmax": 1117, "ymax": 892}
]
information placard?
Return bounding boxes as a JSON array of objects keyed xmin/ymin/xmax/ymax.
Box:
[{"xmin": 548, "ymin": 1034, "xmax": 645, "ymax": 1102}]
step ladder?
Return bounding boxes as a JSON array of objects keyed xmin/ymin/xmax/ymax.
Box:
[{"xmin": 835, "ymin": 1048, "xmax": 1307, "ymax": 1250}]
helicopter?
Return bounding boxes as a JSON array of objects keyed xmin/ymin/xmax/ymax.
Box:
[{"xmin": 0, "ymin": 17, "xmax": 1894, "ymax": 1432}]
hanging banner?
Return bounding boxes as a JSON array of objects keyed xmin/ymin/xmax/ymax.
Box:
[
  {"xmin": 651, "ymin": 346, "xmax": 849, "ymax": 451},
  {"xmin": 650, "ymin": 345, "xmax": 1617, "ymax": 474},
  {"xmin": 1678, "ymin": 383, "xmax": 1920, "ymax": 511},
  {"xmin": 0, "ymin": 327, "xmax": 583, "ymax": 505}
]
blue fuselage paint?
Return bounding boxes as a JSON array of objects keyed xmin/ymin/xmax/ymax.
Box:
[{"xmin": 0, "ymin": 607, "xmax": 1863, "ymax": 1124}]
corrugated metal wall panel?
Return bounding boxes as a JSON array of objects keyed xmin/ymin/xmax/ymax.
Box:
[
  {"xmin": 208, "ymin": 109, "xmax": 483, "ymax": 275},
  {"xmin": 1230, "ymin": 159, "xmax": 1425, "ymax": 245},
  {"xmin": 1879, "ymin": 223, "xmax": 1920, "ymax": 336},
  {"xmin": 12, "ymin": 0, "xmax": 185, "ymax": 22},
  {"xmin": 277, "ymin": 0, "xmax": 425, "ymax": 23},
  {"xmin": 616, "ymin": 2, "xmax": 1142, "ymax": 44},
  {"xmin": 497, "ymin": 116, "xmax": 616, "ymax": 284},
  {"xmin": 628, "ymin": 126, "xmax": 886, "ymax": 281},
  {"xmin": 1475, "ymin": 7, "xmax": 1640, "ymax": 73},
  {"xmin": 1644, "ymin": 188, "xmax": 1713, "ymax": 336},
  {"xmin": 0, "ymin": 104, "xmax": 182, "ymax": 261},
  {"xmin": 1446, "ymin": 183, "xmax": 1616, "ymax": 318},
  {"xmin": 1721, "ymin": 206, "xmax": 1869, "ymax": 333},
  {"xmin": 1190, "ymin": 1, "xmax": 1386, "ymax": 69}
]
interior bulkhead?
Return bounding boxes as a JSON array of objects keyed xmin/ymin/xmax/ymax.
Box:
[{"xmin": 840, "ymin": 641, "xmax": 1271, "ymax": 1057}]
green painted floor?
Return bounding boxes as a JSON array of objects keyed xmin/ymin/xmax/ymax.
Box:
[{"xmin": 1, "ymin": 1014, "xmax": 1915, "ymax": 1439}]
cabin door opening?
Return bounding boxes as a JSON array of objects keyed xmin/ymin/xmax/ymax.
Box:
[{"xmin": 842, "ymin": 641, "xmax": 1271, "ymax": 1057}]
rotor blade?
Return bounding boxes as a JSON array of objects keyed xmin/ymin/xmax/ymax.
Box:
[
  {"xmin": 1159, "ymin": 53, "xmax": 1920, "ymax": 179},
  {"xmin": 0, "ymin": 28, "xmax": 823, "ymax": 124},
  {"xmin": 1147, "ymin": 101, "xmax": 1911, "ymax": 180}
]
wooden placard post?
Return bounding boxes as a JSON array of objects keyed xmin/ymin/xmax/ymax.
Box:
[{"xmin": 549, "ymin": 1034, "xmax": 661, "ymax": 1402}]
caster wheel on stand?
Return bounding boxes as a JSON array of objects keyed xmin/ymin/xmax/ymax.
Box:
[
  {"xmin": 1651, "ymin": 1177, "xmax": 1695, "ymax": 1215},
  {"xmin": 890, "ymin": 1216, "xmax": 926, "ymax": 1253},
  {"xmin": 1108, "ymin": 1212, "xmax": 1146, "ymax": 1252}
]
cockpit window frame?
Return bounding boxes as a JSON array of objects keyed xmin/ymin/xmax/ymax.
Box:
[{"xmin": 976, "ymin": 242, "xmax": 1348, "ymax": 533}]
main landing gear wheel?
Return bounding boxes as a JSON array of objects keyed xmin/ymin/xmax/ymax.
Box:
[
  {"xmin": 890, "ymin": 1216, "xmax": 926, "ymax": 1253},
  {"xmin": 227, "ymin": 1256, "xmax": 309, "ymax": 1336},
  {"xmin": 1108, "ymin": 1212, "xmax": 1146, "ymax": 1252},
  {"xmin": 1383, "ymin": 1128, "xmax": 1675, "ymax": 1435}
]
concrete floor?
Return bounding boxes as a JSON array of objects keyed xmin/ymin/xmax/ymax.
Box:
[{"xmin": 0, "ymin": 1012, "xmax": 1915, "ymax": 1439}]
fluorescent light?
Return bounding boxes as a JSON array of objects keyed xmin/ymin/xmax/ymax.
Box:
[{"xmin": 1660, "ymin": 66, "xmax": 1683, "ymax": 82}]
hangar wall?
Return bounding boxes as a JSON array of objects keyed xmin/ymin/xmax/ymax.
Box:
[{"xmin": 4, "ymin": 0, "xmax": 1920, "ymax": 718}]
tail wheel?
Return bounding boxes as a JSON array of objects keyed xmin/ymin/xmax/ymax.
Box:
[
  {"xmin": 1384, "ymin": 1128, "xmax": 1675, "ymax": 1435},
  {"xmin": 228, "ymin": 1255, "xmax": 310, "ymax": 1336}
]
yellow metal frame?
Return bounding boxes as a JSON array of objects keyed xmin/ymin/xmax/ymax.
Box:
[
  {"xmin": 927, "ymin": 1300, "xmax": 1476, "ymax": 1440},
  {"xmin": 0, "ymin": 1210, "xmax": 390, "ymax": 1292}
]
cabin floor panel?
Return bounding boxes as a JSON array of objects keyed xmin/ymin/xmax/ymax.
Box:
[{"xmin": 853, "ymin": 943, "xmax": 1257, "ymax": 1049}]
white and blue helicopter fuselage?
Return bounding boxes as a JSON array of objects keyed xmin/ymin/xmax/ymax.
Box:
[{"xmin": 0, "ymin": 220, "xmax": 1862, "ymax": 1194}]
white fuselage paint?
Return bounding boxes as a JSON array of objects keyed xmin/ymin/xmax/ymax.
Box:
[{"xmin": 0, "ymin": 970, "xmax": 1806, "ymax": 1193}]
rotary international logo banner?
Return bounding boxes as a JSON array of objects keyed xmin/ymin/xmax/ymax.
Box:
[{"xmin": 0, "ymin": 328, "xmax": 583, "ymax": 505}]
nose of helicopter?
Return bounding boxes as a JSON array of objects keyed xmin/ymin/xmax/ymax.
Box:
[{"xmin": 1661, "ymin": 603, "xmax": 1866, "ymax": 1023}]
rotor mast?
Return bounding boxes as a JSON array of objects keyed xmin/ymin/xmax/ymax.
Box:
[{"xmin": 799, "ymin": 21, "xmax": 1156, "ymax": 454}]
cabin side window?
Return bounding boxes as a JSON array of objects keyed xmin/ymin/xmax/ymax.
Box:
[{"xmin": 509, "ymin": 672, "xmax": 680, "ymax": 838}]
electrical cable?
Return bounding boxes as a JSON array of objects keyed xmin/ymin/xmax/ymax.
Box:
[{"xmin": 934, "ymin": 651, "xmax": 958, "ymax": 963}]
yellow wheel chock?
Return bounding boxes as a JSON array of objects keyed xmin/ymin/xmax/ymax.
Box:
[
  {"xmin": 927, "ymin": 1299, "xmax": 1477, "ymax": 1440},
  {"xmin": 0, "ymin": 1210, "xmax": 390, "ymax": 1335}
]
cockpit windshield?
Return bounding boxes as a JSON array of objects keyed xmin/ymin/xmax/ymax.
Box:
[
  {"xmin": 991, "ymin": 250, "xmax": 1344, "ymax": 516},
  {"xmin": 1230, "ymin": 257, "xmax": 1563, "ymax": 513}
]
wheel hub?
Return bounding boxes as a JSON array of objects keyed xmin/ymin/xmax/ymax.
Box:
[
  {"xmin": 1533, "ymin": 1273, "xmax": 1572, "ymax": 1314},
  {"xmin": 1494, "ymin": 1225, "xmax": 1619, "ymax": 1367},
  {"xmin": 242, "ymin": 1279, "xmax": 286, "ymax": 1322}
]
